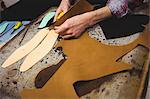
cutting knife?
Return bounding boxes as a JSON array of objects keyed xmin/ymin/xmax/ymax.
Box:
[{"xmin": 2, "ymin": 0, "xmax": 94, "ymax": 71}]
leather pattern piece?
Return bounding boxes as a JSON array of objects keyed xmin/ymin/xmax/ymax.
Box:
[
  {"xmin": 99, "ymin": 14, "xmax": 149, "ymax": 39},
  {"xmin": 1, "ymin": 27, "xmax": 49, "ymax": 68},
  {"xmin": 0, "ymin": 22, "xmax": 9, "ymax": 34},
  {"xmin": 21, "ymin": 27, "xmax": 149, "ymax": 98},
  {"xmin": 0, "ymin": 25, "xmax": 25, "ymax": 48},
  {"xmin": 20, "ymin": 30, "xmax": 58, "ymax": 72},
  {"xmin": 0, "ymin": 21, "xmax": 30, "ymax": 48},
  {"xmin": 0, "ymin": 22, "xmax": 16, "ymax": 37},
  {"xmin": 38, "ymin": 12, "xmax": 55, "ymax": 29}
]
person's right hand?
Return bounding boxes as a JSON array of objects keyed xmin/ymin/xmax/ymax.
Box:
[{"xmin": 54, "ymin": 0, "xmax": 71, "ymax": 21}]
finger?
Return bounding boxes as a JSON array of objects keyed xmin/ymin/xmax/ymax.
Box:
[
  {"xmin": 62, "ymin": 34, "xmax": 74, "ymax": 39},
  {"xmin": 53, "ymin": 9, "xmax": 62, "ymax": 22},
  {"xmin": 54, "ymin": 26, "xmax": 59, "ymax": 29},
  {"xmin": 54, "ymin": 24, "xmax": 69, "ymax": 35},
  {"xmin": 63, "ymin": 8, "xmax": 68, "ymax": 13}
]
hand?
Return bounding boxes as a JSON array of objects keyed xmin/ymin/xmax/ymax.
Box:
[
  {"xmin": 54, "ymin": 0, "xmax": 71, "ymax": 21},
  {"xmin": 54, "ymin": 12, "xmax": 94, "ymax": 39}
]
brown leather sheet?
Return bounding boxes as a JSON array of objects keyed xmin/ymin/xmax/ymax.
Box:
[{"xmin": 21, "ymin": 26, "xmax": 149, "ymax": 98}]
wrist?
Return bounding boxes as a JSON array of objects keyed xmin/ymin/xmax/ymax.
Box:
[
  {"xmin": 62, "ymin": 0, "xmax": 71, "ymax": 5},
  {"xmin": 84, "ymin": 11, "xmax": 97, "ymax": 27}
]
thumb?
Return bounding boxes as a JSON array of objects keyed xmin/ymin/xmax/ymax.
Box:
[
  {"xmin": 53, "ymin": 9, "xmax": 62, "ymax": 22},
  {"xmin": 54, "ymin": 24, "xmax": 68, "ymax": 35}
]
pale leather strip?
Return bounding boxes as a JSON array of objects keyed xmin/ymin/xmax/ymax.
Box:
[
  {"xmin": 20, "ymin": 30, "xmax": 58, "ymax": 72},
  {"xmin": 2, "ymin": 27, "xmax": 49, "ymax": 68}
]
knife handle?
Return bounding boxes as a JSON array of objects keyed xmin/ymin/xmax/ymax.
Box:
[
  {"xmin": 57, "ymin": 12, "xmax": 65, "ymax": 20},
  {"xmin": 13, "ymin": 21, "xmax": 22, "ymax": 29}
]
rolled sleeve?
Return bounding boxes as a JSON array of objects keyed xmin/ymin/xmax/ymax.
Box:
[{"xmin": 107, "ymin": 0, "xmax": 129, "ymax": 18}]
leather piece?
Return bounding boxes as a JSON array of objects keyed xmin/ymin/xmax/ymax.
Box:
[
  {"xmin": 0, "ymin": 22, "xmax": 9, "ymax": 34},
  {"xmin": 2, "ymin": 28, "xmax": 50, "ymax": 68},
  {"xmin": 0, "ymin": 25, "xmax": 24, "ymax": 43},
  {"xmin": 0, "ymin": 26, "xmax": 25, "ymax": 49},
  {"xmin": 0, "ymin": 21, "xmax": 30, "ymax": 37},
  {"xmin": 21, "ymin": 27, "xmax": 149, "ymax": 98},
  {"xmin": 20, "ymin": 30, "xmax": 58, "ymax": 72},
  {"xmin": 38, "ymin": 12, "xmax": 55, "ymax": 29},
  {"xmin": 0, "ymin": 22, "xmax": 16, "ymax": 37},
  {"xmin": 0, "ymin": 21, "xmax": 30, "ymax": 49},
  {"xmin": 99, "ymin": 14, "xmax": 149, "ymax": 39},
  {"xmin": 0, "ymin": 21, "xmax": 30, "ymax": 45}
]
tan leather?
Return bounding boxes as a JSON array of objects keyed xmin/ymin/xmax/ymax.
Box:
[
  {"xmin": 2, "ymin": 28, "xmax": 50, "ymax": 68},
  {"xmin": 20, "ymin": 30, "xmax": 58, "ymax": 72},
  {"xmin": 21, "ymin": 27, "xmax": 149, "ymax": 98}
]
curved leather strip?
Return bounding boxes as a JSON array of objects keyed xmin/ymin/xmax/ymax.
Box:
[
  {"xmin": 0, "ymin": 22, "xmax": 9, "ymax": 34},
  {"xmin": 0, "ymin": 22, "xmax": 16, "ymax": 37},
  {"xmin": 2, "ymin": 28, "xmax": 50, "ymax": 68},
  {"xmin": 0, "ymin": 25, "xmax": 24, "ymax": 43},
  {"xmin": 38, "ymin": 12, "xmax": 55, "ymax": 29},
  {"xmin": 21, "ymin": 26, "xmax": 149, "ymax": 98},
  {"xmin": 20, "ymin": 30, "xmax": 58, "ymax": 72}
]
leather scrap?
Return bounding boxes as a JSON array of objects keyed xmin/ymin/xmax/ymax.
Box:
[{"xmin": 99, "ymin": 14, "xmax": 149, "ymax": 39}]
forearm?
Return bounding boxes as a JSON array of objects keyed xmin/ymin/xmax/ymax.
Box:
[{"xmin": 87, "ymin": 6, "xmax": 112, "ymax": 26}]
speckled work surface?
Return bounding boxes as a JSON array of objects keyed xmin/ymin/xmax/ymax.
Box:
[{"xmin": 0, "ymin": 6, "xmax": 149, "ymax": 99}]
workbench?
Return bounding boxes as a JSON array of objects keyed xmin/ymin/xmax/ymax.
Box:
[{"xmin": 0, "ymin": 5, "xmax": 149, "ymax": 99}]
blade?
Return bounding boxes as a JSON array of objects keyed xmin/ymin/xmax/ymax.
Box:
[
  {"xmin": 20, "ymin": 30, "xmax": 58, "ymax": 72},
  {"xmin": 2, "ymin": 27, "xmax": 50, "ymax": 68}
]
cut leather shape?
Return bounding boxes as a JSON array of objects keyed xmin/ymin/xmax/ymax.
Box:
[
  {"xmin": 73, "ymin": 75, "xmax": 113, "ymax": 97},
  {"xmin": 0, "ymin": 21, "xmax": 31, "ymax": 46},
  {"xmin": 35, "ymin": 59, "xmax": 66, "ymax": 88},
  {"xmin": 99, "ymin": 14, "xmax": 149, "ymax": 39},
  {"xmin": 0, "ymin": 22, "xmax": 16, "ymax": 37},
  {"xmin": 0, "ymin": 26, "xmax": 25, "ymax": 50},
  {"xmin": 2, "ymin": 28, "xmax": 50, "ymax": 68},
  {"xmin": 21, "ymin": 27, "xmax": 149, "ymax": 98},
  {"xmin": 20, "ymin": 30, "xmax": 58, "ymax": 72},
  {"xmin": 0, "ymin": 22, "xmax": 9, "ymax": 34},
  {"xmin": 0, "ymin": 25, "xmax": 24, "ymax": 43},
  {"xmin": 0, "ymin": 21, "xmax": 30, "ymax": 37},
  {"xmin": 38, "ymin": 12, "xmax": 55, "ymax": 29}
]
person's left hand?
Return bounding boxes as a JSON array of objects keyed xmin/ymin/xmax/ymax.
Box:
[{"xmin": 54, "ymin": 12, "xmax": 94, "ymax": 39}]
